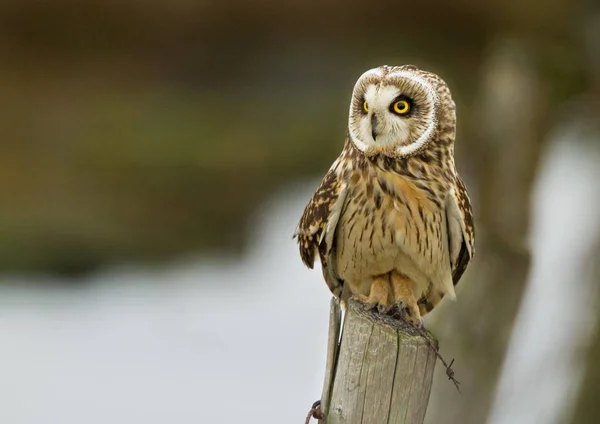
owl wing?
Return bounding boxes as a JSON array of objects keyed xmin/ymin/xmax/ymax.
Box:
[
  {"xmin": 446, "ymin": 173, "xmax": 475, "ymax": 285},
  {"xmin": 294, "ymin": 158, "xmax": 347, "ymax": 297},
  {"xmin": 417, "ymin": 173, "xmax": 475, "ymax": 316}
]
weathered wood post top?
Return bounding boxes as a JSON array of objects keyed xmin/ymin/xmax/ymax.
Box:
[{"xmin": 319, "ymin": 298, "xmax": 438, "ymax": 424}]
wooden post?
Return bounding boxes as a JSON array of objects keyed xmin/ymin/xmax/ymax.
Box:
[{"xmin": 318, "ymin": 298, "xmax": 438, "ymax": 424}]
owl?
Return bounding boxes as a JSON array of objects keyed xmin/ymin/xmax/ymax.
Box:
[{"xmin": 294, "ymin": 65, "xmax": 474, "ymax": 326}]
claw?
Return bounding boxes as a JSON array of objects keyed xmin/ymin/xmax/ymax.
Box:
[
  {"xmin": 355, "ymin": 294, "xmax": 371, "ymax": 307},
  {"xmin": 364, "ymin": 302, "xmax": 377, "ymax": 311},
  {"xmin": 355, "ymin": 294, "xmax": 387, "ymax": 314},
  {"xmin": 392, "ymin": 303, "xmax": 423, "ymax": 328}
]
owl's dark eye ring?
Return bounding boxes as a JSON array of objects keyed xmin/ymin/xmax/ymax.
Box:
[{"xmin": 391, "ymin": 97, "xmax": 412, "ymax": 115}]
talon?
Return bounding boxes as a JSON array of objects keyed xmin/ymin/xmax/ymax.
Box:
[
  {"xmin": 365, "ymin": 302, "xmax": 377, "ymax": 311},
  {"xmin": 377, "ymin": 303, "xmax": 387, "ymax": 314},
  {"xmin": 355, "ymin": 295, "xmax": 375, "ymax": 311}
]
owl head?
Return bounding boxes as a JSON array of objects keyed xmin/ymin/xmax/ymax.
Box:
[{"xmin": 348, "ymin": 65, "xmax": 456, "ymax": 158}]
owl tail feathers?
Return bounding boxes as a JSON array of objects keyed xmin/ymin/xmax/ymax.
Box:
[{"xmin": 443, "ymin": 279, "xmax": 457, "ymax": 301}]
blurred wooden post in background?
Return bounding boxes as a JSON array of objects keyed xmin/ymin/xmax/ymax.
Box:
[{"xmin": 317, "ymin": 299, "xmax": 437, "ymax": 424}]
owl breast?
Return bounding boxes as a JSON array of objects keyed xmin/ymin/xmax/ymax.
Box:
[{"xmin": 335, "ymin": 163, "xmax": 452, "ymax": 300}]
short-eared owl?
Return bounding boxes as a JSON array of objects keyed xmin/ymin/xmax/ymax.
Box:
[{"xmin": 294, "ymin": 65, "xmax": 474, "ymax": 326}]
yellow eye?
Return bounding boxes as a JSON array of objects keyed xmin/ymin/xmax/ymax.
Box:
[
  {"xmin": 363, "ymin": 101, "xmax": 368, "ymax": 113},
  {"xmin": 393, "ymin": 99, "xmax": 410, "ymax": 115}
]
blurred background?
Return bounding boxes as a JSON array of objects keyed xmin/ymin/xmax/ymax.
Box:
[{"xmin": 1, "ymin": 0, "xmax": 599, "ymax": 423}]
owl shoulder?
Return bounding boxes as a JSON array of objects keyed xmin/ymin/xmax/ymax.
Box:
[{"xmin": 294, "ymin": 157, "xmax": 348, "ymax": 268}]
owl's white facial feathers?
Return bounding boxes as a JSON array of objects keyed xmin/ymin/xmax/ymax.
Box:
[{"xmin": 348, "ymin": 67, "xmax": 439, "ymax": 158}]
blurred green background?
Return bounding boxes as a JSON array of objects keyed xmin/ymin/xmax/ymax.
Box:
[
  {"xmin": 1, "ymin": 1, "xmax": 599, "ymax": 423},
  {"xmin": 0, "ymin": 0, "xmax": 586, "ymax": 275}
]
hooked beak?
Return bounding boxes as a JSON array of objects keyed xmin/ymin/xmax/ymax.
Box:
[{"xmin": 371, "ymin": 115, "xmax": 380, "ymax": 141}]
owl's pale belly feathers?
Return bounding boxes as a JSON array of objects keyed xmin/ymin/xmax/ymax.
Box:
[{"xmin": 335, "ymin": 165, "xmax": 453, "ymax": 303}]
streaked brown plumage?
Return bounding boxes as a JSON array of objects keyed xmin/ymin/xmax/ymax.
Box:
[{"xmin": 294, "ymin": 65, "xmax": 474, "ymax": 326}]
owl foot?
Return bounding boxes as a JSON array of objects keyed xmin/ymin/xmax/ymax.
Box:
[
  {"xmin": 389, "ymin": 271, "xmax": 422, "ymax": 327},
  {"xmin": 410, "ymin": 315, "xmax": 423, "ymax": 329},
  {"xmin": 356, "ymin": 295, "xmax": 390, "ymax": 314},
  {"xmin": 378, "ymin": 303, "xmax": 391, "ymax": 314},
  {"xmin": 305, "ymin": 399, "xmax": 325, "ymax": 424},
  {"xmin": 391, "ymin": 303, "xmax": 423, "ymax": 328},
  {"xmin": 355, "ymin": 276, "xmax": 392, "ymax": 314}
]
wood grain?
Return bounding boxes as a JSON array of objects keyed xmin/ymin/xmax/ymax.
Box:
[{"xmin": 319, "ymin": 299, "xmax": 437, "ymax": 424}]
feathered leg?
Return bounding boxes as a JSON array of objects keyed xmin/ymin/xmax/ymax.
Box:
[
  {"xmin": 355, "ymin": 274, "xmax": 392, "ymax": 313},
  {"xmin": 390, "ymin": 270, "xmax": 422, "ymax": 327}
]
